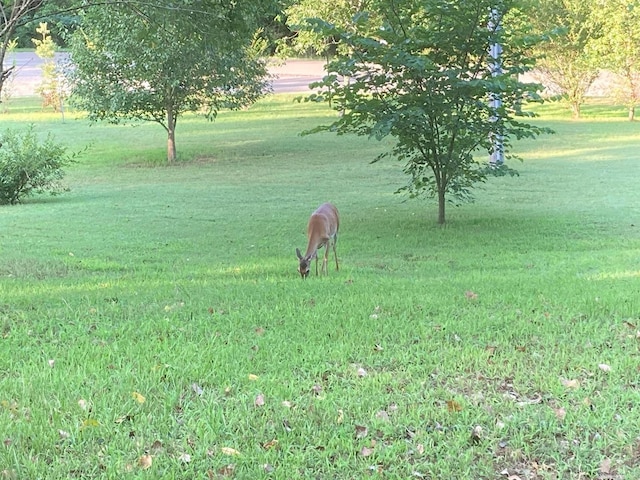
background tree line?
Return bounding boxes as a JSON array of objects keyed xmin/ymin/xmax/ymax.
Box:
[{"xmin": 1, "ymin": 0, "xmax": 638, "ymax": 222}]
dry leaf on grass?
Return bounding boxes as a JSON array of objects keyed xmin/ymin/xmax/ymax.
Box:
[
  {"xmin": 465, "ymin": 290, "xmax": 478, "ymax": 300},
  {"xmin": 262, "ymin": 439, "xmax": 278, "ymax": 450},
  {"xmin": 560, "ymin": 378, "xmax": 580, "ymax": 389},
  {"xmin": 355, "ymin": 425, "xmax": 368, "ymax": 439},
  {"xmin": 359, "ymin": 446, "xmax": 374, "ymax": 457},
  {"xmin": 551, "ymin": 406, "xmax": 566, "ymax": 421},
  {"xmin": 138, "ymin": 455, "xmax": 152, "ymax": 470},
  {"xmin": 446, "ymin": 399, "xmax": 463, "ymax": 412},
  {"xmin": 220, "ymin": 447, "xmax": 241, "ymax": 456},
  {"xmin": 132, "ymin": 392, "xmax": 146, "ymax": 404},
  {"xmin": 598, "ymin": 363, "xmax": 611, "ymax": 372}
]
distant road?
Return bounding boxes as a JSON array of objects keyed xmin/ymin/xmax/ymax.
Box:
[{"xmin": 2, "ymin": 52, "xmax": 326, "ymax": 97}]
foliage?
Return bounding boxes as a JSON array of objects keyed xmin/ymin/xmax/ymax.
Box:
[
  {"xmin": 0, "ymin": 125, "xmax": 74, "ymax": 204},
  {"xmin": 592, "ymin": 0, "xmax": 640, "ymax": 121},
  {"xmin": 525, "ymin": 0, "xmax": 604, "ymax": 118},
  {"xmin": 282, "ymin": 0, "xmax": 379, "ymax": 58},
  {"xmin": 32, "ymin": 22, "xmax": 66, "ymax": 112},
  {"xmin": 304, "ymin": 0, "xmax": 551, "ymax": 224},
  {"xmin": 67, "ymin": 1, "xmax": 274, "ymax": 163}
]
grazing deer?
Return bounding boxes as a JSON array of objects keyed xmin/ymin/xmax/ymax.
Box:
[{"xmin": 296, "ymin": 203, "xmax": 340, "ymax": 279}]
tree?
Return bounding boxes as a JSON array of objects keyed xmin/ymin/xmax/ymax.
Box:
[
  {"xmin": 526, "ymin": 0, "xmax": 604, "ymax": 119},
  {"xmin": 67, "ymin": 1, "xmax": 273, "ymax": 162},
  {"xmin": 282, "ymin": 0, "xmax": 378, "ymax": 58},
  {"xmin": 32, "ymin": 21, "xmax": 65, "ymax": 113},
  {"xmin": 594, "ymin": 0, "xmax": 640, "ymax": 121},
  {"xmin": 1, "ymin": 0, "xmax": 44, "ymax": 99},
  {"xmin": 305, "ymin": 0, "xmax": 550, "ymax": 225}
]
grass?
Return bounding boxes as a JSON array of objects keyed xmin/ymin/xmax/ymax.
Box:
[{"xmin": 1, "ymin": 94, "xmax": 640, "ymax": 479}]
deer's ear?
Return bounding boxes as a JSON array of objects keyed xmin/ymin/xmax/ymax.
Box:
[{"xmin": 296, "ymin": 248, "xmax": 303, "ymax": 259}]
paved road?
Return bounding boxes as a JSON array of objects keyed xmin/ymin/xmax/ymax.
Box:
[{"xmin": 2, "ymin": 52, "xmax": 326, "ymax": 97}]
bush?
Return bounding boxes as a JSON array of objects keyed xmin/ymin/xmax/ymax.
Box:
[{"xmin": 0, "ymin": 125, "xmax": 74, "ymax": 205}]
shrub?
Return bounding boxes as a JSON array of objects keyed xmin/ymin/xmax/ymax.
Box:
[{"xmin": 0, "ymin": 125, "xmax": 75, "ymax": 205}]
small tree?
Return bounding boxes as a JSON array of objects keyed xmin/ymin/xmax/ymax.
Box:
[
  {"xmin": 68, "ymin": 1, "xmax": 273, "ymax": 163},
  {"xmin": 32, "ymin": 22, "xmax": 65, "ymax": 113},
  {"xmin": 594, "ymin": 0, "xmax": 640, "ymax": 121},
  {"xmin": 526, "ymin": 0, "xmax": 603, "ymax": 119},
  {"xmin": 305, "ymin": 0, "xmax": 550, "ymax": 225},
  {"xmin": 0, "ymin": 125, "xmax": 75, "ymax": 205}
]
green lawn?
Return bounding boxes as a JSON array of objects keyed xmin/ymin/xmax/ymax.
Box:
[{"xmin": 1, "ymin": 95, "xmax": 639, "ymax": 479}]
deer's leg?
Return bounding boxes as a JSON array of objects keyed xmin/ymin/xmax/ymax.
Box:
[
  {"xmin": 322, "ymin": 245, "xmax": 329, "ymax": 275},
  {"xmin": 332, "ymin": 235, "xmax": 339, "ymax": 271}
]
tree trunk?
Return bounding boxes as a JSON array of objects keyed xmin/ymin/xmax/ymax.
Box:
[
  {"xmin": 629, "ymin": 106, "xmax": 635, "ymax": 122},
  {"xmin": 571, "ymin": 101, "xmax": 581, "ymax": 119},
  {"xmin": 166, "ymin": 106, "xmax": 177, "ymax": 162},
  {"xmin": 437, "ymin": 188, "xmax": 446, "ymax": 225}
]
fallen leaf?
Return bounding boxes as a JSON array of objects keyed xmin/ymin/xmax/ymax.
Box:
[
  {"xmin": 221, "ymin": 447, "xmax": 241, "ymax": 456},
  {"xmin": 560, "ymin": 378, "xmax": 580, "ymax": 389},
  {"xmin": 465, "ymin": 290, "xmax": 478, "ymax": 300},
  {"xmin": 58, "ymin": 430, "xmax": 70, "ymax": 439},
  {"xmin": 78, "ymin": 399, "xmax": 88, "ymax": 411},
  {"xmin": 336, "ymin": 409, "xmax": 344, "ymax": 424},
  {"xmin": 373, "ymin": 344, "xmax": 383, "ymax": 352},
  {"xmin": 138, "ymin": 454, "xmax": 152, "ymax": 470},
  {"xmin": 598, "ymin": 363, "xmax": 611, "ymax": 373},
  {"xmin": 552, "ymin": 406, "xmax": 566, "ymax": 421},
  {"xmin": 470, "ymin": 425, "xmax": 483, "ymax": 443},
  {"xmin": 312, "ymin": 384, "xmax": 323, "ymax": 395},
  {"xmin": 132, "ymin": 392, "xmax": 146, "ymax": 404},
  {"xmin": 359, "ymin": 446, "xmax": 374, "ymax": 457},
  {"xmin": 48, "ymin": 359, "xmax": 55, "ymax": 368},
  {"xmin": 281, "ymin": 400, "xmax": 292, "ymax": 408},
  {"xmin": 254, "ymin": 327, "xmax": 265, "ymax": 335},
  {"xmin": 263, "ymin": 464, "xmax": 275, "ymax": 473},
  {"xmin": 217, "ymin": 464, "xmax": 236, "ymax": 476},
  {"xmin": 446, "ymin": 399, "xmax": 463, "ymax": 412},
  {"xmin": 355, "ymin": 425, "xmax": 368, "ymax": 439},
  {"xmin": 357, "ymin": 367, "xmax": 368, "ymax": 377},
  {"xmin": 178, "ymin": 453, "xmax": 191, "ymax": 463},
  {"xmin": 254, "ymin": 394, "xmax": 265, "ymax": 407},
  {"xmin": 600, "ymin": 457, "xmax": 612, "ymax": 474},
  {"xmin": 191, "ymin": 383, "xmax": 204, "ymax": 396},
  {"xmin": 248, "ymin": 374, "xmax": 259, "ymax": 381},
  {"xmin": 375, "ymin": 410, "xmax": 390, "ymax": 422},
  {"xmin": 80, "ymin": 418, "xmax": 100, "ymax": 430},
  {"xmin": 262, "ymin": 439, "xmax": 278, "ymax": 450}
]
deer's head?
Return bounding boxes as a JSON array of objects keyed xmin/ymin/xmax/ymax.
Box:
[{"xmin": 296, "ymin": 248, "xmax": 311, "ymax": 279}]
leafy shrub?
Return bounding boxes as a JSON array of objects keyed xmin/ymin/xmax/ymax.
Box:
[{"xmin": 0, "ymin": 125, "xmax": 75, "ymax": 205}]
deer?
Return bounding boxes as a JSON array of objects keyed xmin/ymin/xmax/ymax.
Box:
[{"xmin": 296, "ymin": 203, "xmax": 340, "ymax": 279}]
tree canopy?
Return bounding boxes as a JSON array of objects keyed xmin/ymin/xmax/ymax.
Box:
[
  {"xmin": 67, "ymin": 0, "xmax": 274, "ymax": 162},
  {"xmin": 305, "ymin": 0, "xmax": 551, "ymax": 224},
  {"xmin": 525, "ymin": 0, "xmax": 603, "ymax": 118}
]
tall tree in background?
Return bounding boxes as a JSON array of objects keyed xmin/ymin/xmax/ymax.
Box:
[
  {"xmin": 283, "ymin": 0, "xmax": 378, "ymax": 58},
  {"xmin": 305, "ymin": 0, "xmax": 550, "ymax": 225},
  {"xmin": 68, "ymin": 1, "xmax": 273, "ymax": 162},
  {"xmin": 526, "ymin": 0, "xmax": 603, "ymax": 118},
  {"xmin": 1, "ymin": 0, "xmax": 43, "ymax": 99},
  {"xmin": 594, "ymin": 0, "xmax": 640, "ymax": 121}
]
